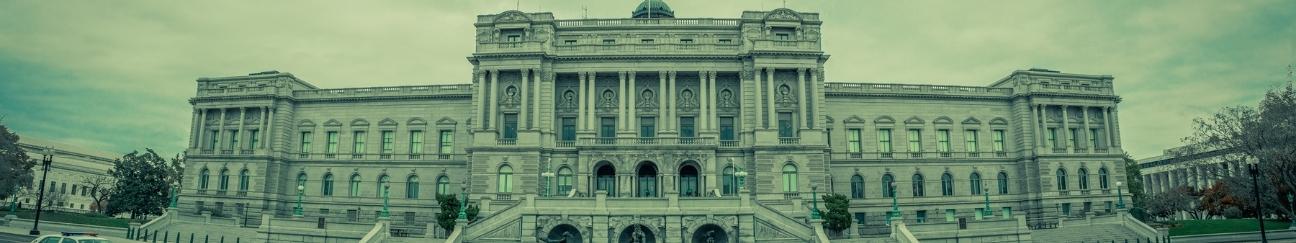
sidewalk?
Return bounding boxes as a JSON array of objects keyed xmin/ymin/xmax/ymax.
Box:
[{"xmin": 1, "ymin": 219, "xmax": 137, "ymax": 242}]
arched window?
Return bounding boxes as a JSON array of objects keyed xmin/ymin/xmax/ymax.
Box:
[
  {"xmin": 1078, "ymin": 168, "xmax": 1089, "ymax": 190},
  {"xmin": 436, "ymin": 176, "xmax": 450, "ymax": 196},
  {"xmin": 218, "ymin": 169, "xmax": 230, "ymax": 191},
  {"xmin": 1099, "ymin": 168, "xmax": 1110, "ymax": 189},
  {"xmin": 406, "ymin": 175, "xmax": 420, "ymax": 199},
  {"xmin": 322, "ymin": 173, "xmax": 335, "ymax": 196},
  {"xmin": 997, "ymin": 172, "xmax": 1009, "ymax": 194},
  {"xmin": 1056, "ymin": 169, "xmax": 1068, "ymax": 191},
  {"xmin": 198, "ymin": 168, "xmax": 210, "ymax": 190},
  {"xmin": 378, "ymin": 174, "xmax": 391, "ymax": 197},
  {"xmin": 722, "ymin": 166, "xmax": 737, "ymax": 195},
  {"xmin": 678, "ymin": 164, "xmax": 697, "ymax": 197},
  {"xmin": 940, "ymin": 173, "xmax": 954, "ymax": 196},
  {"xmin": 640, "ymin": 163, "xmax": 663, "ymax": 197},
  {"xmin": 882, "ymin": 174, "xmax": 895, "ymax": 198},
  {"xmin": 296, "ymin": 173, "xmax": 308, "ymax": 194},
  {"xmin": 912, "ymin": 174, "xmax": 925, "ymax": 197},
  {"xmin": 782, "ymin": 164, "xmax": 798, "ymax": 192},
  {"xmin": 596, "ymin": 163, "xmax": 617, "ymax": 197},
  {"xmin": 239, "ymin": 169, "xmax": 250, "ymax": 192},
  {"xmin": 557, "ymin": 167, "xmax": 574, "ymax": 195},
  {"xmin": 850, "ymin": 175, "xmax": 865, "ymax": 199},
  {"xmin": 497, "ymin": 165, "xmax": 513, "ymax": 193},
  {"xmin": 970, "ymin": 172, "xmax": 982, "ymax": 195},
  {"xmin": 349, "ymin": 174, "xmax": 362, "ymax": 197}
]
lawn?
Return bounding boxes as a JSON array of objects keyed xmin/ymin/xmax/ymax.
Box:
[
  {"xmin": 6, "ymin": 208, "xmax": 133, "ymax": 228},
  {"xmin": 1167, "ymin": 219, "xmax": 1293, "ymax": 236}
]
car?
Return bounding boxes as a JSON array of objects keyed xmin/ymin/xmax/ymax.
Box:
[{"xmin": 30, "ymin": 232, "xmax": 111, "ymax": 243}]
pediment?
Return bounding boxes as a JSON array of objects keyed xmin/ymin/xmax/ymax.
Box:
[
  {"xmin": 408, "ymin": 118, "xmax": 428, "ymax": 126},
  {"xmin": 436, "ymin": 117, "xmax": 458, "ymax": 126},
  {"xmin": 843, "ymin": 115, "xmax": 865, "ymax": 124},
  {"xmin": 351, "ymin": 119, "xmax": 370, "ymax": 127},
  {"xmin": 962, "ymin": 117, "xmax": 982, "ymax": 125},
  {"xmin": 933, "ymin": 116, "xmax": 953, "ymax": 125},
  {"xmin": 298, "ymin": 119, "xmax": 316, "ymax": 127},
  {"xmin": 904, "ymin": 116, "xmax": 925, "ymax": 125},
  {"xmin": 378, "ymin": 118, "xmax": 398, "ymax": 127},
  {"xmin": 874, "ymin": 116, "xmax": 895, "ymax": 124},
  {"xmin": 323, "ymin": 119, "xmax": 342, "ymax": 127},
  {"xmin": 990, "ymin": 117, "xmax": 1009, "ymax": 126}
]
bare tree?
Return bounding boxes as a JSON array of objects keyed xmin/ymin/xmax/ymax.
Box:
[
  {"xmin": 1184, "ymin": 84, "xmax": 1296, "ymax": 220},
  {"xmin": 80, "ymin": 174, "xmax": 114, "ymax": 213}
]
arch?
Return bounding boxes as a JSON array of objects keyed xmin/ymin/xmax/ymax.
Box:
[
  {"xmin": 637, "ymin": 161, "xmax": 660, "ymax": 197},
  {"xmin": 298, "ymin": 119, "xmax": 317, "ymax": 127},
  {"xmin": 781, "ymin": 164, "xmax": 798, "ymax": 192},
  {"xmin": 1099, "ymin": 167, "xmax": 1111, "ymax": 189},
  {"xmin": 1056, "ymin": 168, "xmax": 1068, "ymax": 191},
  {"xmin": 498, "ymin": 164, "xmax": 514, "ymax": 193},
  {"xmin": 850, "ymin": 174, "xmax": 865, "ymax": 199},
  {"xmin": 323, "ymin": 119, "xmax": 343, "ymax": 127},
  {"xmin": 557, "ymin": 166, "xmax": 574, "ymax": 195},
  {"xmin": 218, "ymin": 168, "xmax": 230, "ymax": 191},
  {"xmin": 882, "ymin": 173, "xmax": 895, "ymax": 198},
  {"xmin": 970, "ymin": 172, "xmax": 983, "ymax": 195},
  {"xmin": 618, "ymin": 224, "xmax": 657, "ymax": 243},
  {"xmin": 940, "ymin": 172, "xmax": 954, "ymax": 196},
  {"xmin": 349, "ymin": 174, "xmax": 362, "ymax": 197},
  {"xmin": 997, "ymin": 172, "xmax": 1009, "ymax": 194},
  {"xmin": 1077, "ymin": 167, "xmax": 1090, "ymax": 190},
  {"xmin": 436, "ymin": 175, "xmax": 450, "ymax": 196},
  {"xmin": 351, "ymin": 118, "xmax": 370, "ymax": 127},
  {"xmin": 199, "ymin": 168, "xmax": 211, "ymax": 190},
  {"xmin": 722, "ymin": 165, "xmax": 737, "ymax": 195},
  {"xmin": 911, "ymin": 173, "xmax": 925, "ymax": 197},
  {"xmin": 595, "ymin": 161, "xmax": 617, "ymax": 197},
  {"xmin": 904, "ymin": 116, "xmax": 925, "ymax": 125},
  {"xmin": 322, "ymin": 173, "xmax": 335, "ymax": 196},
  {"xmin": 678, "ymin": 162, "xmax": 700, "ymax": 197},
  {"xmin": 238, "ymin": 169, "xmax": 250, "ymax": 192},
  {"xmin": 544, "ymin": 224, "xmax": 583, "ymax": 243},
  {"xmin": 295, "ymin": 172, "xmax": 308, "ymax": 194},
  {"xmin": 406, "ymin": 175, "xmax": 420, "ymax": 199},
  {"xmin": 377, "ymin": 174, "xmax": 391, "ymax": 197},
  {"xmin": 691, "ymin": 224, "xmax": 730, "ymax": 243},
  {"xmin": 378, "ymin": 118, "xmax": 398, "ymax": 127}
]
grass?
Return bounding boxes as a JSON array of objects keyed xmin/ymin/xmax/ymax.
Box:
[
  {"xmin": 6, "ymin": 208, "xmax": 132, "ymax": 228},
  {"xmin": 1167, "ymin": 219, "xmax": 1293, "ymax": 236}
]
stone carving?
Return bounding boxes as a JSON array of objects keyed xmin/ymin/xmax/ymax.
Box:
[
  {"xmin": 637, "ymin": 88, "xmax": 657, "ymax": 108},
  {"xmin": 718, "ymin": 89, "xmax": 737, "ymax": 108},
  {"xmin": 754, "ymin": 219, "xmax": 798, "ymax": 239},
  {"xmin": 494, "ymin": 10, "xmax": 530, "ymax": 23},
  {"xmin": 775, "ymin": 84, "xmax": 795, "ymax": 104},
  {"xmin": 598, "ymin": 89, "xmax": 617, "ymax": 109},
  {"xmin": 765, "ymin": 8, "xmax": 802, "ymax": 22},
  {"xmin": 678, "ymin": 89, "xmax": 698, "ymax": 109},
  {"xmin": 501, "ymin": 85, "xmax": 520, "ymax": 106},
  {"xmin": 558, "ymin": 90, "xmax": 577, "ymax": 110}
]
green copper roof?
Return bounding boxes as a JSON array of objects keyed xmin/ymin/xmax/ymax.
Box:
[{"xmin": 632, "ymin": 0, "xmax": 674, "ymax": 18}]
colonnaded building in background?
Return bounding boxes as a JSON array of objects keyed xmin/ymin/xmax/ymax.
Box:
[{"xmin": 174, "ymin": 1, "xmax": 1140, "ymax": 242}]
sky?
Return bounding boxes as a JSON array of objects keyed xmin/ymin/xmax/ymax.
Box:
[{"xmin": 0, "ymin": 0, "xmax": 1293, "ymax": 159}]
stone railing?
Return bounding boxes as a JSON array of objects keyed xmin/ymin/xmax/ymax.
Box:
[
  {"xmin": 554, "ymin": 18, "xmax": 740, "ymax": 28},
  {"xmin": 892, "ymin": 222, "xmax": 919, "ymax": 243},
  {"xmin": 752, "ymin": 40, "xmax": 821, "ymax": 51},
  {"xmin": 830, "ymin": 152, "xmax": 1015, "ymax": 160},
  {"xmin": 293, "ymin": 153, "xmax": 463, "ymax": 161},
  {"xmin": 358, "ymin": 220, "xmax": 390, "ymax": 243},
  {"xmin": 825, "ymin": 82, "xmax": 1014, "ymax": 98},
  {"xmin": 552, "ymin": 43, "xmax": 741, "ymax": 55},
  {"xmin": 294, "ymin": 85, "xmax": 472, "ymax": 100},
  {"xmin": 475, "ymin": 40, "xmax": 545, "ymax": 54},
  {"xmin": 575, "ymin": 137, "xmax": 715, "ymax": 146}
]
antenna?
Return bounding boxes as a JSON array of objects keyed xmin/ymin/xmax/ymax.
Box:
[
  {"xmin": 515, "ymin": 0, "xmax": 520, "ymax": 10},
  {"xmin": 583, "ymin": 5, "xmax": 588, "ymax": 19},
  {"xmin": 783, "ymin": 0, "xmax": 787, "ymax": 8}
]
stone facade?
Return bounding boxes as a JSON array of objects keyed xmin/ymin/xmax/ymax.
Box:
[
  {"xmin": 180, "ymin": 2, "xmax": 1127, "ymax": 242},
  {"xmin": 1138, "ymin": 146, "xmax": 1243, "ymax": 195},
  {"xmin": 14, "ymin": 137, "xmax": 116, "ymax": 214}
]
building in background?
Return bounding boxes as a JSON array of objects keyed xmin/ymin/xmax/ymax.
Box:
[
  {"xmin": 1138, "ymin": 146, "xmax": 1242, "ymax": 195},
  {"xmin": 15, "ymin": 137, "xmax": 116, "ymax": 213}
]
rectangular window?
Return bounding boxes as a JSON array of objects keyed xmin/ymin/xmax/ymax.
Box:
[
  {"xmin": 438, "ymin": 130, "xmax": 454, "ymax": 155},
  {"xmin": 409, "ymin": 131, "xmax": 424, "ymax": 155},
  {"xmin": 680, "ymin": 39, "xmax": 693, "ymax": 44},
  {"xmin": 936, "ymin": 129, "xmax": 951, "ymax": 153},
  {"xmin": 778, "ymin": 112, "xmax": 794, "ymax": 138},
  {"xmin": 602, "ymin": 39, "xmax": 615, "ymax": 45},
  {"xmin": 916, "ymin": 210, "xmax": 928, "ymax": 223},
  {"xmin": 877, "ymin": 129, "xmax": 893, "ymax": 153},
  {"xmin": 680, "ymin": 117, "xmax": 695, "ymax": 138},
  {"xmin": 641, "ymin": 117, "xmax": 657, "ymax": 138},
  {"xmin": 718, "ymin": 39, "xmax": 732, "ymax": 44},
  {"xmin": 561, "ymin": 117, "xmax": 576, "ymax": 141},
  {"xmin": 380, "ymin": 131, "xmax": 394, "ymax": 154},
  {"xmin": 776, "ymin": 33, "xmax": 791, "ymax": 40},
  {"xmin": 506, "ymin": 35, "xmax": 520, "ymax": 42},
  {"xmin": 907, "ymin": 129, "xmax": 922, "ymax": 152},
  {"xmin": 1089, "ymin": 128, "xmax": 1101, "ymax": 148},
  {"xmin": 502, "ymin": 114, "xmax": 518, "ymax": 139},
  {"xmin": 207, "ymin": 130, "xmax": 219, "ymax": 150},
  {"xmin": 719, "ymin": 117, "xmax": 735, "ymax": 141},
  {"xmin": 1002, "ymin": 207, "xmax": 1013, "ymax": 219},
  {"xmin": 249, "ymin": 130, "xmax": 260, "ymax": 149},
  {"xmin": 945, "ymin": 209, "xmax": 956, "ymax": 222},
  {"xmin": 229, "ymin": 130, "xmax": 240, "ymax": 149},
  {"xmin": 1061, "ymin": 203, "xmax": 1072, "ymax": 217},
  {"xmin": 965, "ymin": 130, "xmax": 979, "ymax": 153},
  {"xmin": 600, "ymin": 117, "xmax": 616, "ymax": 138},
  {"xmin": 563, "ymin": 40, "xmax": 577, "ymax": 45},
  {"xmin": 640, "ymin": 39, "xmax": 654, "ymax": 44},
  {"xmin": 1069, "ymin": 128, "xmax": 1080, "ymax": 148},
  {"xmin": 325, "ymin": 131, "xmax": 339, "ymax": 154},
  {"xmin": 300, "ymin": 132, "xmax": 313, "ymax": 154},
  {"xmin": 1047, "ymin": 128, "xmax": 1058, "ymax": 148},
  {"xmin": 847, "ymin": 129, "xmax": 862, "ymax": 154},
  {"xmin": 352, "ymin": 131, "xmax": 366, "ymax": 154},
  {"xmin": 992, "ymin": 130, "xmax": 1006, "ymax": 152}
]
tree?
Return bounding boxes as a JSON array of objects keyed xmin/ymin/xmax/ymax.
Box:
[
  {"xmin": 434, "ymin": 194, "xmax": 479, "ymax": 233},
  {"xmin": 821, "ymin": 193, "xmax": 853, "ymax": 234},
  {"xmin": 1124, "ymin": 155, "xmax": 1150, "ymax": 220},
  {"xmin": 1184, "ymin": 83, "xmax": 1296, "ymax": 220},
  {"xmin": 105, "ymin": 149, "xmax": 176, "ymax": 219},
  {"xmin": 42, "ymin": 191, "xmax": 66, "ymax": 211},
  {"xmin": 0, "ymin": 123, "xmax": 35, "ymax": 201},
  {"xmin": 1146, "ymin": 186, "xmax": 1196, "ymax": 219},
  {"xmin": 80, "ymin": 175, "xmax": 115, "ymax": 213}
]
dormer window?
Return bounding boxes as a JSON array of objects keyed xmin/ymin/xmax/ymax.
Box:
[
  {"xmin": 603, "ymin": 39, "xmax": 616, "ymax": 45},
  {"xmin": 772, "ymin": 27, "xmax": 796, "ymax": 40},
  {"xmin": 641, "ymin": 39, "xmax": 654, "ymax": 44},
  {"xmin": 500, "ymin": 29, "xmax": 525, "ymax": 42},
  {"xmin": 680, "ymin": 39, "xmax": 693, "ymax": 44}
]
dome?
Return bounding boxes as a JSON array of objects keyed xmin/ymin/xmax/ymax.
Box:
[{"xmin": 632, "ymin": 0, "xmax": 674, "ymax": 18}]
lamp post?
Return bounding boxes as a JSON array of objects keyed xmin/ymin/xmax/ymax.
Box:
[
  {"xmin": 810, "ymin": 184, "xmax": 821, "ymax": 220},
  {"xmin": 29, "ymin": 151, "xmax": 52, "ymax": 236},
  {"xmin": 293, "ymin": 185, "xmax": 304, "ymax": 217},
  {"xmin": 457, "ymin": 182, "xmax": 469, "ymax": 221},
  {"xmin": 380, "ymin": 184, "xmax": 390, "ymax": 219},
  {"xmin": 1248, "ymin": 164, "xmax": 1268, "ymax": 242},
  {"xmin": 734, "ymin": 166, "xmax": 748, "ymax": 191},
  {"xmin": 1116, "ymin": 181, "xmax": 1125, "ymax": 209},
  {"xmin": 170, "ymin": 182, "xmax": 179, "ymax": 209},
  {"xmin": 889, "ymin": 181, "xmax": 898, "ymax": 223},
  {"xmin": 983, "ymin": 188, "xmax": 991, "ymax": 217}
]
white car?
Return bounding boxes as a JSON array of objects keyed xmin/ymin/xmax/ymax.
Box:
[{"xmin": 30, "ymin": 232, "xmax": 111, "ymax": 243}]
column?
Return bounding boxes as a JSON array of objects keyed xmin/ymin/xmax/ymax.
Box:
[
  {"xmin": 1038, "ymin": 105, "xmax": 1048, "ymax": 149},
  {"xmin": 618, "ymin": 71, "xmax": 627, "ymax": 131},
  {"xmin": 578, "ymin": 72, "xmax": 588, "ymax": 131},
  {"xmin": 628, "ymin": 71, "xmax": 637, "ymax": 133},
  {"xmin": 195, "ymin": 108, "xmax": 206, "ymax": 149},
  {"xmin": 659, "ymin": 71, "xmax": 668, "ymax": 132},
  {"xmin": 521, "ymin": 69, "xmax": 530, "ymax": 130},
  {"xmin": 1081, "ymin": 106, "xmax": 1092, "ymax": 153},
  {"xmin": 267, "ymin": 106, "xmax": 276, "ymax": 151},
  {"xmin": 765, "ymin": 68, "xmax": 776, "ymax": 130},
  {"xmin": 699, "ymin": 71, "xmax": 710, "ymax": 132},
  {"xmin": 1105, "ymin": 107, "xmax": 1118, "ymax": 149},
  {"xmin": 753, "ymin": 68, "xmax": 764, "ymax": 129},
  {"xmin": 189, "ymin": 109, "xmax": 200, "ymax": 148},
  {"xmin": 533, "ymin": 70, "xmax": 542, "ymax": 130},
  {"xmin": 808, "ymin": 68, "xmax": 818, "ymax": 129},
  {"xmin": 587, "ymin": 72, "xmax": 597, "ymax": 133},
  {"xmin": 1029, "ymin": 102, "xmax": 1040, "ymax": 148},
  {"xmin": 1060, "ymin": 105, "xmax": 1070, "ymax": 152},
  {"xmin": 488, "ymin": 70, "xmax": 500, "ymax": 130},
  {"xmin": 668, "ymin": 71, "xmax": 678, "ymax": 132},
  {"xmin": 261, "ymin": 106, "xmax": 270, "ymax": 149},
  {"xmin": 236, "ymin": 107, "xmax": 246, "ymax": 151},
  {"xmin": 797, "ymin": 68, "xmax": 808, "ymax": 129},
  {"xmin": 708, "ymin": 71, "xmax": 718, "ymax": 130},
  {"xmin": 476, "ymin": 71, "xmax": 488, "ymax": 130},
  {"xmin": 216, "ymin": 108, "xmax": 226, "ymax": 150}
]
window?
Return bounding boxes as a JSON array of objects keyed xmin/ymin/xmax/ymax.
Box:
[
  {"xmin": 406, "ymin": 176, "xmax": 419, "ymax": 199},
  {"xmin": 719, "ymin": 117, "xmax": 735, "ymax": 141},
  {"xmin": 1061, "ymin": 203, "xmax": 1072, "ymax": 217},
  {"xmin": 998, "ymin": 172, "xmax": 1009, "ymax": 194},
  {"xmin": 781, "ymin": 164, "xmax": 798, "ymax": 192},
  {"xmin": 503, "ymin": 114, "xmax": 518, "ymax": 139},
  {"xmin": 506, "ymin": 35, "xmax": 520, "ymax": 42},
  {"xmin": 882, "ymin": 174, "xmax": 895, "ymax": 197},
  {"xmin": 199, "ymin": 169, "xmax": 210, "ymax": 190},
  {"xmin": 640, "ymin": 39, "xmax": 654, "ymax": 44},
  {"xmin": 409, "ymin": 131, "xmax": 424, "ymax": 155},
  {"xmin": 718, "ymin": 39, "xmax": 732, "ymax": 44},
  {"xmin": 322, "ymin": 173, "xmax": 334, "ymax": 196},
  {"xmin": 936, "ymin": 129, "xmax": 951, "ymax": 153},
  {"xmin": 1090, "ymin": 128, "xmax": 1101, "ymax": 148},
  {"xmin": 497, "ymin": 165, "xmax": 514, "ymax": 193},
  {"xmin": 965, "ymin": 130, "xmax": 979, "ymax": 153},
  {"xmin": 640, "ymin": 117, "xmax": 657, "ymax": 138},
  {"xmin": 207, "ymin": 130, "xmax": 219, "ymax": 150},
  {"xmin": 850, "ymin": 175, "xmax": 864, "ymax": 199},
  {"xmin": 971, "ymin": 173, "xmax": 983, "ymax": 195},
  {"xmin": 722, "ymin": 166, "xmax": 736, "ymax": 195},
  {"xmin": 378, "ymin": 175, "xmax": 391, "ymax": 197},
  {"xmin": 775, "ymin": 33, "xmax": 791, "ymax": 40},
  {"xmin": 778, "ymin": 112, "xmax": 794, "ymax": 138},
  {"xmin": 1078, "ymin": 168, "xmax": 1090, "ymax": 190},
  {"xmin": 239, "ymin": 169, "xmax": 250, "ymax": 192},
  {"xmin": 229, "ymin": 130, "xmax": 239, "ymax": 149},
  {"xmin": 603, "ymin": 39, "xmax": 615, "ymax": 45},
  {"xmin": 680, "ymin": 117, "xmax": 696, "ymax": 138},
  {"xmin": 249, "ymin": 130, "xmax": 260, "ymax": 149},
  {"xmin": 563, "ymin": 39, "xmax": 576, "ymax": 45},
  {"xmin": 992, "ymin": 130, "xmax": 1006, "ymax": 153},
  {"xmin": 847, "ymin": 129, "xmax": 862, "ymax": 155},
  {"xmin": 349, "ymin": 174, "xmax": 362, "ymax": 197},
  {"xmin": 558, "ymin": 167, "xmax": 573, "ymax": 195},
  {"xmin": 380, "ymin": 131, "xmax": 394, "ymax": 155},
  {"xmin": 1056, "ymin": 169, "xmax": 1068, "ymax": 191},
  {"xmin": 600, "ymin": 117, "xmax": 616, "ymax": 138},
  {"xmin": 1002, "ymin": 207, "xmax": 1013, "ymax": 219},
  {"xmin": 916, "ymin": 210, "xmax": 928, "ymax": 223},
  {"xmin": 352, "ymin": 131, "xmax": 367, "ymax": 155},
  {"xmin": 940, "ymin": 173, "xmax": 954, "ymax": 196},
  {"xmin": 218, "ymin": 169, "xmax": 230, "ymax": 191},
  {"xmin": 945, "ymin": 209, "xmax": 957, "ymax": 222},
  {"xmin": 561, "ymin": 117, "xmax": 577, "ymax": 141},
  {"xmin": 1099, "ymin": 168, "xmax": 1110, "ymax": 189},
  {"xmin": 326, "ymin": 131, "xmax": 339, "ymax": 155},
  {"xmin": 436, "ymin": 176, "xmax": 450, "ymax": 196},
  {"xmin": 439, "ymin": 130, "xmax": 454, "ymax": 155},
  {"xmin": 1069, "ymin": 128, "xmax": 1081, "ymax": 148},
  {"xmin": 300, "ymin": 132, "xmax": 313, "ymax": 154},
  {"xmin": 912, "ymin": 174, "xmax": 925, "ymax": 197},
  {"xmin": 1047, "ymin": 128, "xmax": 1058, "ymax": 148},
  {"xmin": 679, "ymin": 39, "xmax": 693, "ymax": 44},
  {"xmin": 908, "ymin": 129, "xmax": 922, "ymax": 152},
  {"xmin": 878, "ymin": 129, "xmax": 893, "ymax": 153}
]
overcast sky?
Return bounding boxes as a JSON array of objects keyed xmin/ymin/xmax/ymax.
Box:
[{"xmin": 1, "ymin": 0, "xmax": 1293, "ymax": 159}]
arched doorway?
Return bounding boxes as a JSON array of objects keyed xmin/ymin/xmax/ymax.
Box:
[
  {"xmin": 618, "ymin": 224, "xmax": 656, "ymax": 243},
  {"xmin": 637, "ymin": 162, "xmax": 659, "ymax": 197},
  {"xmin": 596, "ymin": 162, "xmax": 617, "ymax": 197},
  {"xmin": 543, "ymin": 224, "xmax": 582, "ymax": 243},
  {"xmin": 679, "ymin": 163, "xmax": 700, "ymax": 197},
  {"xmin": 691, "ymin": 224, "xmax": 729, "ymax": 243}
]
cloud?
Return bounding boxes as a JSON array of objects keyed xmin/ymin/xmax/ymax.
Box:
[{"xmin": 0, "ymin": 0, "xmax": 1292, "ymax": 159}]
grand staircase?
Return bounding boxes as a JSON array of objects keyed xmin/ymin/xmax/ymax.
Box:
[{"xmin": 1033, "ymin": 221, "xmax": 1150, "ymax": 242}]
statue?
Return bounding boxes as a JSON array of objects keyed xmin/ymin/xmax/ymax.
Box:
[
  {"xmin": 705, "ymin": 230, "xmax": 716, "ymax": 243},
  {"xmin": 632, "ymin": 226, "xmax": 646, "ymax": 243}
]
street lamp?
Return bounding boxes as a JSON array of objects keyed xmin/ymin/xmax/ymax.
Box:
[
  {"xmin": 1248, "ymin": 164, "xmax": 1268, "ymax": 242},
  {"xmin": 457, "ymin": 182, "xmax": 469, "ymax": 221},
  {"xmin": 734, "ymin": 166, "xmax": 748, "ymax": 191},
  {"xmin": 810, "ymin": 184, "xmax": 821, "ymax": 220},
  {"xmin": 380, "ymin": 184, "xmax": 390, "ymax": 219},
  {"xmin": 1116, "ymin": 181, "xmax": 1125, "ymax": 209},
  {"xmin": 29, "ymin": 151, "xmax": 52, "ymax": 236},
  {"xmin": 293, "ymin": 185, "xmax": 304, "ymax": 217},
  {"xmin": 889, "ymin": 181, "xmax": 898, "ymax": 224},
  {"xmin": 983, "ymin": 188, "xmax": 991, "ymax": 218}
]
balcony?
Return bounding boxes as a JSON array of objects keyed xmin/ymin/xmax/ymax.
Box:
[
  {"xmin": 576, "ymin": 137, "xmax": 715, "ymax": 147},
  {"xmin": 910, "ymin": 152, "xmax": 923, "ymax": 158},
  {"xmin": 380, "ymin": 154, "xmax": 392, "ymax": 160},
  {"xmin": 298, "ymin": 153, "xmax": 310, "ymax": 159},
  {"xmin": 240, "ymin": 149, "xmax": 254, "ymax": 155},
  {"xmin": 351, "ymin": 154, "xmax": 364, "ymax": 159},
  {"xmin": 719, "ymin": 140, "xmax": 740, "ymax": 148},
  {"xmin": 437, "ymin": 154, "xmax": 452, "ymax": 160},
  {"xmin": 554, "ymin": 18, "xmax": 740, "ymax": 28},
  {"xmin": 783, "ymin": 192, "xmax": 801, "ymax": 200},
  {"xmin": 556, "ymin": 140, "xmax": 575, "ymax": 148},
  {"xmin": 408, "ymin": 154, "xmax": 422, "ymax": 160},
  {"xmin": 200, "ymin": 149, "xmax": 214, "ymax": 154},
  {"xmin": 778, "ymin": 137, "xmax": 800, "ymax": 145},
  {"xmin": 830, "ymin": 152, "xmax": 1018, "ymax": 160},
  {"xmin": 475, "ymin": 41, "xmax": 544, "ymax": 54},
  {"xmin": 220, "ymin": 150, "xmax": 234, "ymax": 155},
  {"xmin": 497, "ymin": 138, "xmax": 517, "ymax": 145},
  {"xmin": 1053, "ymin": 148, "xmax": 1068, "ymax": 153},
  {"xmin": 1094, "ymin": 148, "xmax": 1110, "ymax": 153},
  {"xmin": 752, "ymin": 40, "xmax": 821, "ymax": 52}
]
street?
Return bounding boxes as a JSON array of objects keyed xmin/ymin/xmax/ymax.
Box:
[{"xmin": 0, "ymin": 232, "xmax": 33, "ymax": 243}]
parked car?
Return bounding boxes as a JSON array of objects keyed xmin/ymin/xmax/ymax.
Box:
[{"xmin": 30, "ymin": 232, "xmax": 110, "ymax": 243}]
